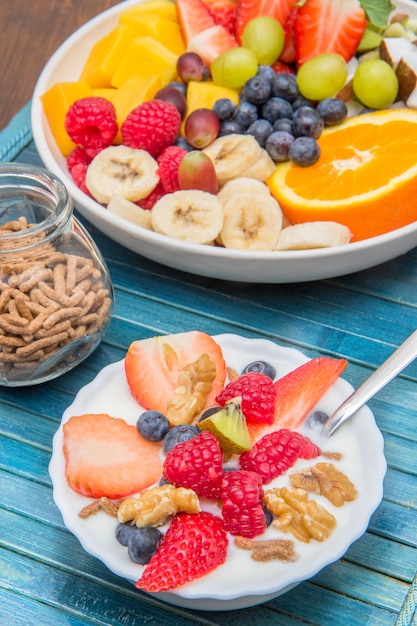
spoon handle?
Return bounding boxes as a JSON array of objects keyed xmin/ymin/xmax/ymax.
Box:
[{"xmin": 322, "ymin": 329, "xmax": 417, "ymax": 437}]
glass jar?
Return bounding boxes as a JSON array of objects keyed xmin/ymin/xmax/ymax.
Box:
[{"xmin": 0, "ymin": 163, "xmax": 113, "ymax": 386}]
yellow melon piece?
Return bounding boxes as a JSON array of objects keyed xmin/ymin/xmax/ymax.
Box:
[
  {"xmin": 185, "ymin": 81, "xmax": 240, "ymax": 119},
  {"xmin": 41, "ymin": 82, "xmax": 93, "ymax": 156},
  {"xmin": 118, "ymin": 0, "xmax": 178, "ymax": 23},
  {"xmin": 111, "ymin": 75, "xmax": 163, "ymax": 142},
  {"xmin": 111, "ymin": 37, "xmax": 178, "ymax": 88},
  {"xmin": 79, "ymin": 24, "xmax": 139, "ymax": 88}
]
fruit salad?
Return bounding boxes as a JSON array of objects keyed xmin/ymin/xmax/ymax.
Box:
[
  {"xmin": 41, "ymin": 0, "xmax": 417, "ymax": 250},
  {"xmin": 58, "ymin": 331, "xmax": 383, "ymax": 598}
]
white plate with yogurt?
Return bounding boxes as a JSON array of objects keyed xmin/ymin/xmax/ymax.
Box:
[{"xmin": 49, "ymin": 334, "xmax": 387, "ymax": 610}]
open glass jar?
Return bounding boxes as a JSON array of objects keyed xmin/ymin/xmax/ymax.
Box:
[{"xmin": 0, "ymin": 163, "xmax": 113, "ymax": 386}]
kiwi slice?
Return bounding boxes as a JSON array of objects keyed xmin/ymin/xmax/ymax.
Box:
[{"xmin": 199, "ymin": 396, "xmax": 252, "ymax": 455}]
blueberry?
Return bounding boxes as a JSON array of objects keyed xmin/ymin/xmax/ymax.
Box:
[
  {"xmin": 256, "ymin": 64, "xmax": 276, "ymax": 81},
  {"xmin": 212, "ymin": 98, "xmax": 236, "ymax": 121},
  {"xmin": 271, "ymin": 73, "xmax": 299, "ymax": 102},
  {"xmin": 242, "ymin": 360, "xmax": 276, "ymax": 380},
  {"xmin": 316, "ymin": 98, "xmax": 348, "ymax": 126},
  {"xmin": 163, "ymin": 424, "xmax": 201, "ymax": 454},
  {"xmin": 288, "ymin": 136, "xmax": 321, "ymax": 167},
  {"xmin": 174, "ymin": 135, "xmax": 194, "ymax": 151},
  {"xmin": 306, "ymin": 410, "xmax": 329, "ymax": 429},
  {"xmin": 246, "ymin": 119, "xmax": 273, "ymax": 147},
  {"xmin": 261, "ymin": 97, "xmax": 293, "ymax": 123},
  {"xmin": 265, "ymin": 130, "xmax": 294, "ymax": 163},
  {"xmin": 218, "ymin": 120, "xmax": 246, "ymax": 136},
  {"xmin": 166, "ymin": 81, "xmax": 187, "ymax": 97},
  {"xmin": 199, "ymin": 406, "xmax": 222, "ymax": 421},
  {"xmin": 273, "ymin": 118, "xmax": 293, "ymax": 134},
  {"xmin": 115, "ymin": 522, "xmax": 137, "ymax": 547},
  {"xmin": 127, "ymin": 527, "xmax": 163, "ymax": 565},
  {"xmin": 291, "ymin": 95, "xmax": 313, "ymax": 111},
  {"xmin": 233, "ymin": 101, "xmax": 258, "ymax": 128},
  {"xmin": 136, "ymin": 410, "xmax": 170, "ymax": 442},
  {"xmin": 243, "ymin": 75, "xmax": 272, "ymax": 104},
  {"xmin": 292, "ymin": 106, "xmax": 324, "ymax": 140},
  {"xmin": 263, "ymin": 506, "xmax": 273, "ymax": 527}
]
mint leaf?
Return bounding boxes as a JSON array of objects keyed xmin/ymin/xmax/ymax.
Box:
[{"xmin": 360, "ymin": 0, "xmax": 395, "ymax": 29}]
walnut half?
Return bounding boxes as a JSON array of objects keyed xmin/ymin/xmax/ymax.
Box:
[
  {"xmin": 290, "ymin": 462, "xmax": 357, "ymax": 507},
  {"xmin": 117, "ymin": 484, "xmax": 200, "ymax": 527}
]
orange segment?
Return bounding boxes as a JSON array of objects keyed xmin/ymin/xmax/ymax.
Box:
[{"xmin": 267, "ymin": 109, "xmax": 417, "ymax": 241}]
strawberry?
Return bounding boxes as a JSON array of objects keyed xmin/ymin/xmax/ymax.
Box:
[
  {"xmin": 188, "ymin": 24, "xmax": 239, "ymax": 66},
  {"xmin": 63, "ymin": 413, "xmax": 162, "ymax": 499},
  {"xmin": 294, "ymin": 0, "xmax": 367, "ymax": 66},
  {"xmin": 279, "ymin": 7, "xmax": 298, "ymax": 65},
  {"xmin": 174, "ymin": 0, "xmax": 216, "ymax": 45},
  {"xmin": 202, "ymin": 0, "xmax": 238, "ymax": 35},
  {"xmin": 136, "ymin": 511, "xmax": 228, "ymax": 592},
  {"xmin": 124, "ymin": 330, "xmax": 227, "ymax": 415},
  {"xmin": 235, "ymin": 0, "xmax": 295, "ymax": 44},
  {"xmin": 248, "ymin": 356, "xmax": 348, "ymax": 442}
]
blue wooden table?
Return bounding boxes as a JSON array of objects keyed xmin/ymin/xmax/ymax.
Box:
[{"xmin": 1, "ymin": 105, "xmax": 416, "ymax": 626}]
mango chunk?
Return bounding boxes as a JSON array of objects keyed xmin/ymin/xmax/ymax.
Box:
[
  {"xmin": 111, "ymin": 37, "xmax": 178, "ymax": 88},
  {"xmin": 110, "ymin": 75, "xmax": 163, "ymax": 142},
  {"xmin": 79, "ymin": 24, "xmax": 139, "ymax": 88},
  {"xmin": 139, "ymin": 18, "xmax": 186, "ymax": 55},
  {"xmin": 41, "ymin": 82, "xmax": 93, "ymax": 156},
  {"xmin": 119, "ymin": 0, "xmax": 178, "ymax": 23},
  {"xmin": 185, "ymin": 81, "xmax": 240, "ymax": 119}
]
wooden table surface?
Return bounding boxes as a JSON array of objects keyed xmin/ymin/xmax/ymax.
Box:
[{"xmin": 0, "ymin": 0, "xmax": 121, "ymax": 129}]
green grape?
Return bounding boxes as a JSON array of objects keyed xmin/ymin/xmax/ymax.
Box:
[
  {"xmin": 297, "ymin": 53, "xmax": 348, "ymax": 101},
  {"xmin": 241, "ymin": 16, "xmax": 285, "ymax": 65},
  {"xmin": 352, "ymin": 59, "xmax": 399, "ymax": 109},
  {"xmin": 211, "ymin": 47, "xmax": 258, "ymax": 89}
]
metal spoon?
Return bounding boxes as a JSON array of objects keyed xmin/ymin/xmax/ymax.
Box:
[{"xmin": 322, "ymin": 328, "xmax": 417, "ymax": 437}]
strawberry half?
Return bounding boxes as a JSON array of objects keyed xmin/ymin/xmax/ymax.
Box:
[
  {"xmin": 202, "ymin": 0, "xmax": 238, "ymax": 35},
  {"xmin": 125, "ymin": 331, "xmax": 227, "ymax": 415},
  {"xmin": 63, "ymin": 413, "xmax": 162, "ymax": 499},
  {"xmin": 188, "ymin": 24, "xmax": 239, "ymax": 66},
  {"xmin": 175, "ymin": 0, "xmax": 216, "ymax": 45},
  {"xmin": 136, "ymin": 511, "xmax": 228, "ymax": 592},
  {"xmin": 294, "ymin": 0, "xmax": 367, "ymax": 66},
  {"xmin": 248, "ymin": 356, "xmax": 348, "ymax": 442},
  {"xmin": 235, "ymin": 0, "xmax": 295, "ymax": 43}
]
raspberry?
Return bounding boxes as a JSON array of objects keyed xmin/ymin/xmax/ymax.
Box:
[
  {"xmin": 215, "ymin": 372, "xmax": 276, "ymax": 424},
  {"xmin": 157, "ymin": 145, "xmax": 187, "ymax": 193},
  {"xmin": 219, "ymin": 470, "xmax": 266, "ymax": 538},
  {"xmin": 67, "ymin": 146, "xmax": 91, "ymax": 170},
  {"xmin": 65, "ymin": 97, "xmax": 118, "ymax": 151},
  {"xmin": 121, "ymin": 100, "xmax": 181, "ymax": 158},
  {"xmin": 239, "ymin": 429, "xmax": 320, "ymax": 484},
  {"xmin": 136, "ymin": 181, "xmax": 165, "ymax": 210},
  {"xmin": 163, "ymin": 431, "xmax": 224, "ymax": 499},
  {"xmin": 136, "ymin": 511, "xmax": 228, "ymax": 592}
]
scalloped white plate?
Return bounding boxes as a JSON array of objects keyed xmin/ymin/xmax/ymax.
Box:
[
  {"xmin": 31, "ymin": 0, "xmax": 417, "ymax": 283},
  {"xmin": 49, "ymin": 334, "xmax": 387, "ymax": 610}
]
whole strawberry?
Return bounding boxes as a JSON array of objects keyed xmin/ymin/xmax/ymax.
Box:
[
  {"xmin": 215, "ymin": 371, "xmax": 276, "ymax": 424},
  {"xmin": 220, "ymin": 470, "xmax": 266, "ymax": 538},
  {"xmin": 163, "ymin": 430, "xmax": 224, "ymax": 499},
  {"xmin": 136, "ymin": 511, "xmax": 228, "ymax": 592},
  {"xmin": 121, "ymin": 99, "xmax": 181, "ymax": 158}
]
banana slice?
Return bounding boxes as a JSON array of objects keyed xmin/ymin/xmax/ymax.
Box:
[
  {"xmin": 202, "ymin": 134, "xmax": 261, "ymax": 185},
  {"xmin": 86, "ymin": 145, "xmax": 159, "ymax": 204},
  {"xmin": 217, "ymin": 177, "xmax": 272, "ymax": 207},
  {"xmin": 276, "ymin": 221, "xmax": 352, "ymax": 250},
  {"xmin": 151, "ymin": 190, "xmax": 224, "ymax": 245},
  {"xmin": 107, "ymin": 194, "xmax": 153, "ymax": 230},
  {"xmin": 239, "ymin": 148, "xmax": 276, "ymax": 181},
  {"xmin": 220, "ymin": 192, "xmax": 283, "ymax": 251}
]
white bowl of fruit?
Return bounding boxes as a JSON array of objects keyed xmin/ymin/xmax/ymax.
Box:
[
  {"xmin": 32, "ymin": 0, "xmax": 417, "ymax": 283},
  {"xmin": 49, "ymin": 331, "xmax": 386, "ymax": 610}
]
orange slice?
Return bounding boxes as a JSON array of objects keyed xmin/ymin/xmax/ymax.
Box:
[{"xmin": 267, "ymin": 109, "xmax": 417, "ymax": 241}]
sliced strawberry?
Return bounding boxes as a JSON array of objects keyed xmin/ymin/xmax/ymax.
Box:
[
  {"xmin": 279, "ymin": 7, "xmax": 298, "ymax": 65},
  {"xmin": 174, "ymin": 0, "xmax": 216, "ymax": 45},
  {"xmin": 188, "ymin": 24, "xmax": 239, "ymax": 66},
  {"xmin": 136, "ymin": 511, "xmax": 228, "ymax": 592},
  {"xmin": 248, "ymin": 357, "xmax": 348, "ymax": 442},
  {"xmin": 125, "ymin": 330, "xmax": 227, "ymax": 415},
  {"xmin": 294, "ymin": 0, "xmax": 367, "ymax": 66},
  {"xmin": 63, "ymin": 413, "xmax": 162, "ymax": 499},
  {"xmin": 202, "ymin": 0, "xmax": 238, "ymax": 36},
  {"xmin": 271, "ymin": 59, "xmax": 295, "ymax": 75},
  {"xmin": 235, "ymin": 0, "xmax": 295, "ymax": 44}
]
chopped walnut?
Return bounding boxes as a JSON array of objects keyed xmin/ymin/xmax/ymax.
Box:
[
  {"xmin": 166, "ymin": 353, "xmax": 217, "ymax": 425},
  {"xmin": 117, "ymin": 484, "xmax": 200, "ymax": 527},
  {"xmin": 264, "ymin": 487, "xmax": 337, "ymax": 543},
  {"xmin": 235, "ymin": 536, "xmax": 297, "ymax": 562},
  {"xmin": 290, "ymin": 462, "xmax": 357, "ymax": 507}
]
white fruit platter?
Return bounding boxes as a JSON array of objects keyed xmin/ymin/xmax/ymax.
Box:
[
  {"xmin": 31, "ymin": 0, "xmax": 417, "ymax": 283},
  {"xmin": 49, "ymin": 334, "xmax": 387, "ymax": 611}
]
